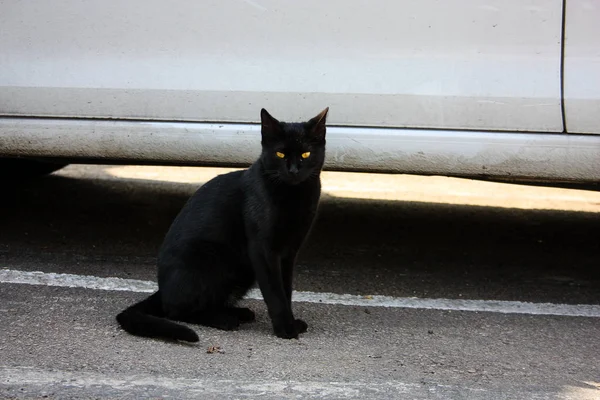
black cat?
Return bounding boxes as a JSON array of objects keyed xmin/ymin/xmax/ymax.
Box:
[{"xmin": 116, "ymin": 107, "xmax": 329, "ymax": 342}]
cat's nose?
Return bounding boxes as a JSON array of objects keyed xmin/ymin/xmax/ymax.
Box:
[{"xmin": 289, "ymin": 164, "xmax": 299, "ymax": 175}]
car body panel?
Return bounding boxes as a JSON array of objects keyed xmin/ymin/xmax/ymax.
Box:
[
  {"xmin": 1, "ymin": 0, "xmax": 598, "ymax": 184},
  {"xmin": 563, "ymin": 0, "xmax": 600, "ymax": 134},
  {"xmin": 1, "ymin": 0, "xmax": 563, "ymax": 131},
  {"xmin": 2, "ymin": 118, "xmax": 599, "ymax": 182}
]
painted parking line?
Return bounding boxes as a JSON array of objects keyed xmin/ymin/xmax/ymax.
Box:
[
  {"xmin": 6, "ymin": 366, "xmax": 594, "ymax": 400},
  {"xmin": 1, "ymin": 268, "xmax": 599, "ymax": 318}
]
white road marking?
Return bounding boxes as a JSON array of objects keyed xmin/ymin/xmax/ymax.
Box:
[
  {"xmin": 240, "ymin": 0, "xmax": 268, "ymax": 12},
  {"xmin": 2, "ymin": 367, "xmax": 590, "ymax": 400},
  {"xmin": 0, "ymin": 367, "xmax": 417, "ymax": 397},
  {"xmin": 1, "ymin": 268, "xmax": 599, "ymax": 318}
]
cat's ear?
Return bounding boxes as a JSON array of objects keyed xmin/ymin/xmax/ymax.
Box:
[
  {"xmin": 260, "ymin": 108, "xmax": 282, "ymax": 142},
  {"xmin": 306, "ymin": 107, "xmax": 329, "ymax": 140}
]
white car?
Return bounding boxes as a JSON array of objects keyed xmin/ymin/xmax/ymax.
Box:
[{"xmin": 1, "ymin": 0, "xmax": 599, "ymax": 184}]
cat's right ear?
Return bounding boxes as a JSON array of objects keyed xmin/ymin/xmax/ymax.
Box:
[
  {"xmin": 306, "ymin": 107, "xmax": 329, "ymax": 141},
  {"xmin": 261, "ymin": 108, "xmax": 281, "ymax": 143}
]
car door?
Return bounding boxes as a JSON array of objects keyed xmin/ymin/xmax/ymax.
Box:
[
  {"xmin": 563, "ymin": 0, "xmax": 600, "ymax": 134},
  {"xmin": 1, "ymin": 0, "xmax": 563, "ymax": 132}
]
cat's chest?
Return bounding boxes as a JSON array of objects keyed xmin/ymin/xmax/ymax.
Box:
[
  {"xmin": 269, "ymin": 196, "xmax": 318, "ymax": 244},
  {"xmin": 245, "ymin": 177, "xmax": 321, "ymax": 247},
  {"xmin": 275, "ymin": 205, "xmax": 315, "ymax": 229}
]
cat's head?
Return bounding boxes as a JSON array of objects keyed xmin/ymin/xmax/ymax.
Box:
[{"xmin": 259, "ymin": 108, "xmax": 328, "ymax": 185}]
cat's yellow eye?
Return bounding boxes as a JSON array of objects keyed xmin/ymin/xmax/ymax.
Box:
[
  {"xmin": 301, "ymin": 152, "xmax": 311, "ymax": 159},
  {"xmin": 276, "ymin": 152, "xmax": 285, "ymax": 159}
]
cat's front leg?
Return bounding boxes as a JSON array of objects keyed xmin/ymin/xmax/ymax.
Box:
[
  {"xmin": 281, "ymin": 252, "xmax": 308, "ymax": 334},
  {"xmin": 281, "ymin": 253, "xmax": 296, "ymax": 305},
  {"xmin": 249, "ymin": 242, "xmax": 302, "ymax": 339}
]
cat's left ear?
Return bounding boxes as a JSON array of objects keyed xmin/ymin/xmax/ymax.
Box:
[
  {"xmin": 306, "ymin": 107, "xmax": 329, "ymax": 140},
  {"xmin": 260, "ymin": 108, "xmax": 282, "ymax": 143}
]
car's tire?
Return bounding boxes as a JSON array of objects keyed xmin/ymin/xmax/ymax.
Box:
[{"xmin": 0, "ymin": 159, "xmax": 69, "ymax": 179}]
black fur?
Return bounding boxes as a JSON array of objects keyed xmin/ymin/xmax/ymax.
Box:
[{"xmin": 116, "ymin": 108, "xmax": 329, "ymax": 342}]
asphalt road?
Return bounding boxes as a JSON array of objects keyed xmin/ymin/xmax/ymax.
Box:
[{"xmin": 1, "ymin": 165, "xmax": 599, "ymax": 399}]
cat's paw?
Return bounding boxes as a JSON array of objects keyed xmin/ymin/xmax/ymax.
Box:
[
  {"xmin": 209, "ymin": 314, "xmax": 240, "ymax": 331},
  {"xmin": 274, "ymin": 328, "xmax": 298, "ymax": 339},
  {"xmin": 235, "ymin": 307, "xmax": 256, "ymax": 323},
  {"xmin": 294, "ymin": 319, "xmax": 308, "ymax": 334},
  {"xmin": 273, "ymin": 322, "xmax": 299, "ymax": 339},
  {"xmin": 273, "ymin": 319, "xmax": 307, "ymax": 339}
]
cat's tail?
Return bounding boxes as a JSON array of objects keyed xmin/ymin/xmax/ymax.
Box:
[{"xmin": 116, "ymin": 292, "xmax": 199, "ymax": 342}]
